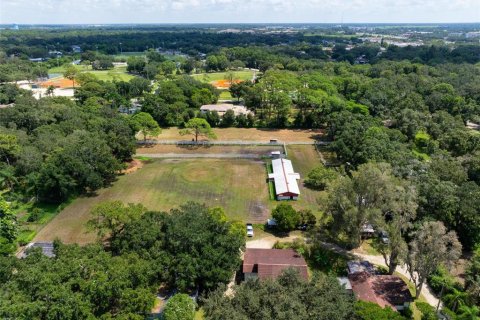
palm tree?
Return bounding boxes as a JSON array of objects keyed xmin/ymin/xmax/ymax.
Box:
[
  {"xmin": 443, "ymin": 288, "xmax": 470, "ymax": 312},
  {"xmin": 457, "ymin": 306, "xmax": 479, "ymax": 320},
  {"xmin": 0, "ymin": 166, "xmax": 18, "ymax": 191}
]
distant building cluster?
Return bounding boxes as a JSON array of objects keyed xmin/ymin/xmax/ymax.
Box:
[{"xmin": 200, "ymin": 104, "xmax": 253, "ymax": 117}]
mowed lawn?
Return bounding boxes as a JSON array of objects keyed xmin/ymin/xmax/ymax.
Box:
[
  {"xmin": 87, "ymin": 66, "xmax": 135, "ymax": 81},
  {"xmin": 191, "ymin": 70, "xmax": 255, "ymax": 82},
  {"xmin": 285, "ymin": 145, "xmax": 326, "ymax": 213},
  {"xmin": 48, "ymin": 65, "xmax": 135, "ymax": 82},
  {"xmin": 34, "ymin": 159, "xmax": 271, "ymax": 244},
  {"xmin": 153, "ymin": 127, "xmax": 324, "ymax": 142}
]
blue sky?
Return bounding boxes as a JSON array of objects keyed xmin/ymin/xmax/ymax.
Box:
[{"xmin": 0, "ymin": 0, "xmax": 479, "ymax": 24}]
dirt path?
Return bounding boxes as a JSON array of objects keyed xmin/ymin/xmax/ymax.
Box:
[
  {"xmin": 136, "ymin": 153, "xmax": 261, "ymax": 159},
  {"xmin": 246, "ymin": 234, "xmax": 302, "ymax": 249}
]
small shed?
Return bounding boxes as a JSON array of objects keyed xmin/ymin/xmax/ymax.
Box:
[
  {"xmin": 20, "ymin": 242, "xmax": 55, "ymax": 258},
  {"xmin": 338, "ymin": 277, "xmax": 353, "ymax": 292}
]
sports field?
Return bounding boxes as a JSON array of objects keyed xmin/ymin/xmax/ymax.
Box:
[
  {"xmin": 191, "ymin": 70, "xmax": 256, "ymax": 83},
  {"xmin": 152, "ymin": 127, "xmax": 324, "ymax": 142},
  {"xmin": 33, "ymin": 159, "xmax": 271, "ymax": 244},
  {"xmin": 48, "ymin": 65, "xmax": 134, "ymax": 82}
]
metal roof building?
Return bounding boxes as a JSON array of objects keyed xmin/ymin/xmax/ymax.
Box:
[
  {"xmin": 268, "ymin": 158, "xmax": 300, "ymax": 200},
  {"xmin": 200, "ymin": 104, "xmax": 253, "ymax": 116}
]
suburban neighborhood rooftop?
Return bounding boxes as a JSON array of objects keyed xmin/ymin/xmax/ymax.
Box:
[{"xmin": 243, "ymin": 248, "xmax": 308, "ymax": 281}]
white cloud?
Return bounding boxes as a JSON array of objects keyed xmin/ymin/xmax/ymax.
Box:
[{"xmin": 0, "ymin": 0, "xmax": 478, "ymax": 23}]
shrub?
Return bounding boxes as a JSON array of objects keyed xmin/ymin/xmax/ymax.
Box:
[
  {"xmin": 416, "ymin": 302, "xmax": 437, "ymax": 320},
  {"xmin": 163, "ymin": 294, "xmax": 196, "ymax": 320},
  {"xmin": 354, "ymin": 301, "xmax": 406, "ymax": 320},
  {"xmin": 27, "ymin": 208, "xmax": 42, "ymax": 222}
]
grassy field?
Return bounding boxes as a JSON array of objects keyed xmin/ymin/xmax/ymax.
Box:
[
  {"xmin": 48, "ymin": 65, "xmax": 134, "ymax": 82},
  {"xmin": 33, "ymin": 159, "xmax": 271, "ymax": 244},
  {"xmin": 285, "ymin": 145, "xmax": 326, "ymax": 213},
  {"xmin": 33, "ymin": 141, "xmax": 329, "ymax": 245},
  {"xmin": 152, "ymin": 127, "xmax": 324, "ymax": 142},
  {"xmin": 219, "ymin": 90, "xmax": 233, "ymax": 100},
  {"xmin": 191, "ymin": 70, "xmax": 255, "ymax": 82},
  {"xmin": 87, "ymin": 66, "xmax": 135, "ymax": 81},
  {"xmin": 48, "ymin": 65, "xmax": 90, "ymax": 74}
]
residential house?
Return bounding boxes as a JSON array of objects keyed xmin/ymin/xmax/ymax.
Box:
[{"xmin": 243, "ymin": 248, "xmax": 308, "ymax": 281}]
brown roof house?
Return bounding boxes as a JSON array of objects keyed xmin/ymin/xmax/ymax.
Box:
[
  {"xmin": 243, "ymin": 248, "xmax": 308, "ymax": 281},
  {"xmin": 347, "ymin": 262, "xmax": 413, "ymax": 311}
]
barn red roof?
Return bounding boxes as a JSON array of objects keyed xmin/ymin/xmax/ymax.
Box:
[
  {"xmin": 348, "ymin": 272, "xmax": 413, "ymax": 309},
  {"xmin": 243, "ymin": 248, "xmax": 308, "ymax": 280}
]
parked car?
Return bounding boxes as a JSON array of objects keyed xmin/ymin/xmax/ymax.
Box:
[{"xmin": 246, "ymin": 223, "xmax": 254, "ymax": 237}]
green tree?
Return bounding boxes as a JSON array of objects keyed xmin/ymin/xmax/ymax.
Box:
[
  {"xmin": 46, "ymin": 85, "xmax": 55, "ymax": 97},
  {"xmin": 203, "ymin": 270, "xmax": 355, "ymax": 320},
  {"xmin": 112, "ymin": 202, "xmax": 245, "ymax": 292},
  {"xmin": 163, "ymin": 294, "xmax": 196, "ymax": 320},
  {"xmin": 63, "ymin": 65, "xmax": 78, "ymax": 88},
  {"xmin": 88, "ymin": 201, "xmax": 147, "ymax": 242},
  {"xmin": 272, "ymin": 203, "xmax": 300, "ymax": 232},
  {"xmin": 191, "ymin": 88, "xmax": 217, "ymax": 108},
  {"xmin": 407, "ymin": 221, "xmax": 462, "ymax": 299},
  {"xmin": 304, "ymin": 166, "xmax": 338, "ymax": 190},
  {"xmin": 0, "ymin": 134, "xmax": 20, "ymax": 166},
  {"xmin": 221, "ymin": 109, "xmax": 236, "ymax": 128},
  {"xmin": 465, "ymin": 247, "xmax": 480, "ymax": 305},
  {"xmin": 180, "ymin": 118, "xmax": 217, "ymax": 142},
  {"xmin": 0, "ymin": 196, "xmax": 17, "ymax": 255},
  {"xmin": 327, "ymin": 162, "xmax": 411, "ymax": 249},
  {"xmin": 131, "ymin": 112, "xmax": 161, "ymax": 142},
  {"xmin": 161, "ymin": 60, "xmax": 177, "ymax": 75}
]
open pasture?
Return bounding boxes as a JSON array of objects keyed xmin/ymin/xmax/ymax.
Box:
[
  {"xmin": 33, "ymin": 159, "xmax": 271, "ymax": 244},
  {"xmin": 191, "ymin": 70, "xmax": 256, "ymax": 83}
]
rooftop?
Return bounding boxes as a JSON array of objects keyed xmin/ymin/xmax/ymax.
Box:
[
  {"xmin": 200, "ymin": 104, "xmax": 252, "ymax": 116},
  {"xmin": 268, "ymin": 158, "xmax": 300, "ymax": 196},
  {"xmin": 243, "ymin": 248, "xmax": 308, "ymax": 280},
  {"xmin": 349, "ymin": 272, "xmax": 413, "ymax": 309}
]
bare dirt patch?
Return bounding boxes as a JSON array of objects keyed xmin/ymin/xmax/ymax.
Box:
[
  {"xmin": 153, "ymin": 127, "xmax": 324, "ymax": 142},
  {"xmin": 120, "ymin": 159, "xmax": 144, "ymax": 174},
  {"xmin": 137, "ymin": 144, "xmax": 284, "ymax": 155}
]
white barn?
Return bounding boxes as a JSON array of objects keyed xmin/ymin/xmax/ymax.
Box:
[{"xmin": 268, "ymin": 158, "xmax": 301, "ymax": 200}]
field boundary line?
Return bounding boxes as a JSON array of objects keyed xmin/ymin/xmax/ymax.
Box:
[
  {"xmin": 136, "ymin": 153, "xmax": 263, "ymax": 159},
  {"xmin": 139, "ymin": 139, "xmax": 328, "ymax": 146}
]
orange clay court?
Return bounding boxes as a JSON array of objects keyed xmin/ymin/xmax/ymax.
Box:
[
  {"xmin": 210, "ymin": 79, "xmax": 243, "ymax": 89},
  {"xmin": 40, "ymin": 77, "xmax": 78, "ymax": 88}
]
